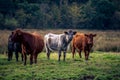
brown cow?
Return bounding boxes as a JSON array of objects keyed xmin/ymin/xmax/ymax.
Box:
[
  {"xmin": 72, "ymin": 33, "xmax": 96, "ymax": 60},
  {"xmin": 11, "ymin": 29, "xmax": 44, "ymax": 65}
]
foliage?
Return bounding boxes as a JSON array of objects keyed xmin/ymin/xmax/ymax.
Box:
[
  {"xmin": 4, "ymin": 18, "xmax": 18, "ymax": 29},
  {"xmin": 0, "ymin": 52, "xmax": 120, "ymax": 80},
  {"xmin": 0, "ymin": 0, "xmax": 119, "ymax": 30},
  {"xmin": 91, "ymin": 0, "xmax": 115, "ymax": 29}
]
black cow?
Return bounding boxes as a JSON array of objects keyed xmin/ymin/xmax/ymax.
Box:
[{"xmin": 8, "ymin": 32, "xmax": 23, "ymax": 61}]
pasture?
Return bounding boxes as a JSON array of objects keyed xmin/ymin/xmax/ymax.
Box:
[
  {"xmin": 0, "ymin": 29, "xmax": 120, "ymax": 80},
  {"xmin": 0, "ymin": 52, "xmax": 120, "ymax": 80}
]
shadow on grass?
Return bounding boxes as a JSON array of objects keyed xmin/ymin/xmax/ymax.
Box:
[
  {"xmin": 0, "ymin": 57, "xmax": 23, "ymax": 66},
  {"xmin": 74, "ymin": 59, "xmax": 83, "ymax": 62}
]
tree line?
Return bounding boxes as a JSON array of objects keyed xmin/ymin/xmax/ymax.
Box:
[{"xmin": 0, "ymin": 0, "xmax": 120, "ymax": 30}]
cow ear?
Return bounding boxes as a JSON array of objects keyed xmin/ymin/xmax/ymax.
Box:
[
  {"xmin": 93, "ymin": 34, "xmax": 96, "ymax": 37},
  {"xmin": 85, "ymin": 34, "xmax": 89, "ymax": 37},
  {"xmin": 11, "ymin": 31, "xmax": 14, "ymax": 34},
  {"xmin": 64, "ymin": 31, "xmax": 68, "ymax": 35},
  {"xmin": 73, "ymin": 31, "xmax": 77, "ymax": 35},
  {"xmin": 18, "ymin": 30, "xmax": 22, "ymax": 36}
]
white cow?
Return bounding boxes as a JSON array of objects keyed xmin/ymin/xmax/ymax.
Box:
[{"xmin": 44, "ymin": 30, "xmax": 76, "ymax": 61}]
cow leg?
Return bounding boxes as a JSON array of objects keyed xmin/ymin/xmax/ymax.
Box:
[
  {"xmin": 21, "ymin": 54, "xmax": 23, "ymax": 61},
  {"xmin": 30, "ymin": 54, "xmax": 33, "ymax": 65},
  {"xmin": 78, "ymin": 50, "xmax": 82, "ymax": 58},
  {"xmin": 84, "ymin": 51, "xmax": 89, "ymax": 60},
  {"xmin": 87, "ymin": 53, "xmax": 89, "ymax": 60},
  {"xmin": 8, "ymin": 53, "xmax": 10, "ymax": 61},
  {"xmin": 34, "ymin": 54, "xmax": 38, "ymax": 64},
  {"xmin": 8, "ymin": 51, "xmax": 12, "ymax": 61},
  {"xmin": 47, "ymin": 51, "xmax": 50, "ymax": 60},
  {"xmin": 58, "ymin": 50, "xmax": 61, "ymax": 61},
  {"xmin": 86, "ymin": 51, "xmax": 90, "ymax": 60},
  {"xmin": 72, "ymin": 46, "xmax": 75, "ymax": 59},
  {"xmin": 10, "ymin": 51, "xmax": 13, "ymax": 61},
  {"xmin": 46, "ymin": 45, "xmax": 50, "ymax": 60},
  {"xmin": 22, "ymin": 45, "xmax": 27, "ymax": 65},
  {"xmin": 23, "ymin": 54, "xmax": 27, "ymax": 65},
  {"xmin": 84, "ymin": 50, "xmax": 87, "ymax": 60},
  {"xmin": 63, "ymin": 51, "xmax": 66, "ymax": 61},
  {"xmin": 15, "ymin": 51, "xmax": 19, "ymax": 62}
]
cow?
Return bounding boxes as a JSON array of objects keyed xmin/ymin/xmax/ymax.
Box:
[
  {"xmin": 8, "ymin": 32, "xmax": 23, "ymax": 61},
  {"xmin": 72, "ymin": 33, "xmax": 96, "ymax": 60},
  {"xmin": 11, "ymin": 29, "xmax": 44, "ymax": 65},
  {"xmin": 44, "ymin": 30, "xmax": 76, "ymax": 61}
]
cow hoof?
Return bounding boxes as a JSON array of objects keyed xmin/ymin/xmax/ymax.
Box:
[
  {"xmin": 30, "ymin": 62, "xmax": 33, "ymax": 65},
  {"xmin": 8, "ymin": 58, "xmax": 10, "ymax": 61},
  {"xmin": 47, "ymin": 58, "xmax": 50, "ymax": 60},
  {"xmin": 73, "ymin": 59, "xmax": 78, "ymax": 61},
  {"xmin": 85, "ymin": 60, "xmax": 88, "ymax": 65}
]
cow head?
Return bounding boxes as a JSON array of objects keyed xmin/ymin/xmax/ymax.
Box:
[
  {"xmin": 85, "ymin": 33, "xmax": 96, "ymax": 46},
  {"xmin": 64, "ymin": 30, "xmax": 77, "ymax": 42},
  {"xmin": 8, "ymin": 32, "xmax": 14, "ymax": 42},
  {"xmin": 11, "ymin": 29, "xmax": 23, "ymax": 43}
]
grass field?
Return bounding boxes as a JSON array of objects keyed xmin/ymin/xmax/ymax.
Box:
[
  {"xmin": 0, "ymin": 29, "xmax": 120, "ymax": 80},
  {"xmin": 0, "ymin": 51, "xmax": 120, "ymax": 80}
]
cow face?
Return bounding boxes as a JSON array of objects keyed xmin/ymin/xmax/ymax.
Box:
[
  {"xmin": 64, "ymin": 30, "xmax": 76, "ymax": 42},
  {"xmin": 85, "ymin": 34, "xmax": 96, "ymax": 45},
  {"xmin": 11, "ymin": 29, "xmax": 23, "ymax": 42},
  {"xmin": 8, "ymin": 32, "xmax": 13, "ymax": 42}
]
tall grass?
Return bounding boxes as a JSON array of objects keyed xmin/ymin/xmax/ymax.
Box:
[
  {"xmin": 93, "ymin": 30, "xmax": 120, "ymax": 52},
  {"xmin": 0, "ymin": 30, "xmax": 10, "ymax": 54},
  {"xmin": 0, "ymin": 29, "xmax": 120, "ymax": 54}
]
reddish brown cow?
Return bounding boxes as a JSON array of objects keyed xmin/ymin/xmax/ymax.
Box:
[
  {"xmin": 11, "ymin": 29, "xmax": 44, "ymax": 65},
  {"xmin": 72, "ymin": 33, "xmax": 96, "ymax": 60}
]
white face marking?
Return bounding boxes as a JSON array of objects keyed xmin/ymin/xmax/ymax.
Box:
[{"xmin": 66, "ymin": 35, "xmax": 69, "ymax": 42}]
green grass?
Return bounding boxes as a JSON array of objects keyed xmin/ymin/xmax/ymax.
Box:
[{"xmin": 0, "ymin": 52, "xmax": 120, "ymax": 80}]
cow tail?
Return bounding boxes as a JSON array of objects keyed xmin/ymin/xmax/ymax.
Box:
[
  {"xmin": 46, "ymin": 41, "xmax": 54, "ymax": 51},
  {"xmin": 44, "ymin": 36, "xmax": 53, "ymax": 52}
]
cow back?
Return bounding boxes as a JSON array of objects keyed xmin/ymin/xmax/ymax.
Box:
[
  {"xmin": 44, "ymin": 33, "xmax": 61, "ymax": 51},
  {"xmin": 32, "ymin": 32, "xmax": 44, "ymax": 53},
  {"xmin": 72, "ymin": 33, "xmax": 86, "ymax": 49},
  {"xmin": 11, "ymin": 29, "xmax": 44, "ymax": 54}
]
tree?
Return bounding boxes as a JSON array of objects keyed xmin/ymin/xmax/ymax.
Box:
[
  {"xmin": 90, "ymin": 0, "xmax": 115, "ymax": 29},
  {"xmin": 0, "ymin": 0, "xmax": 16, "ymax": 17},
  {"xmin": 69, "ymin": 3, "xmax": 80, "ymax": 28},
  {"xmin": 4, "ymin": 17, "xmax": 18, "ymax": 30},
  {"xmin": 79, "ymin": 1, "xmax": 96, "ymax": 29},
  {"xmin": 0, "ymin": 13, "xmax": 4, "ymax": 29},
  {"xmin": 0, "ymin": 0, "xmax": 118, "ymax": 30},
  {"xmin": 60, "ymin": 5, "xmax": 72, "ymax": 28},
  {"xmin": 49, "ymin": 5, "xmax": 61, "ymax": 28},
  {"xmin": 15, "ymin": 9, "xmax": 27, "ymax": 28}
]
